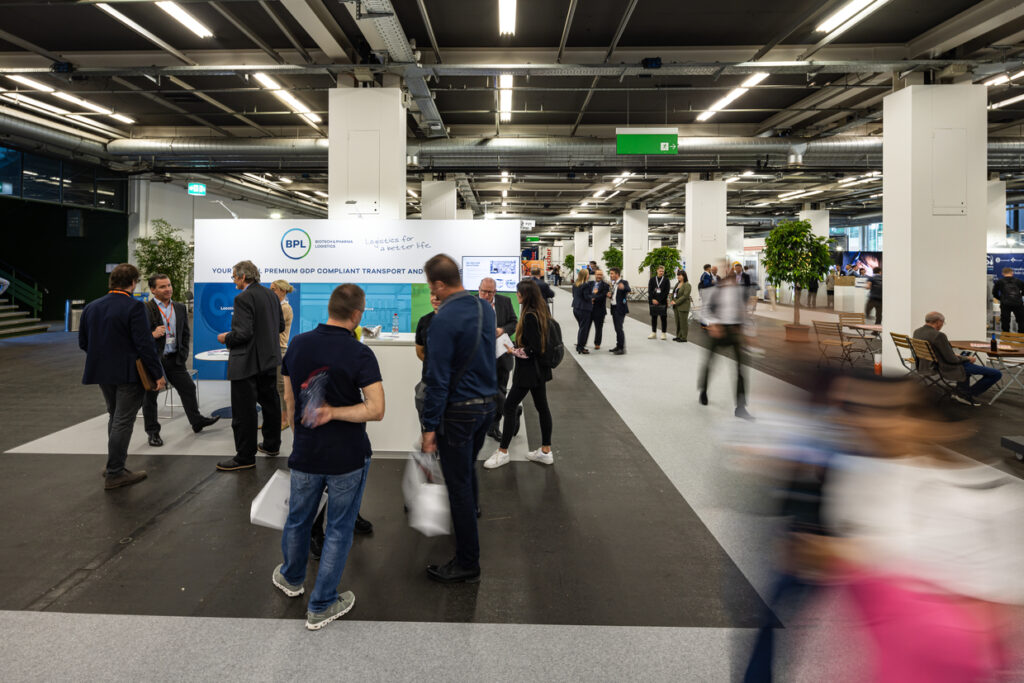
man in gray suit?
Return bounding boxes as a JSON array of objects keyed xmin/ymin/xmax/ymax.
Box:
[
  {"xmin": 216, "ymin": 260, "xmax": 284, "ymax": 471},
  {"xmin": 913, "ymin": 311, "xmax": 1001, "ymax": 406}
]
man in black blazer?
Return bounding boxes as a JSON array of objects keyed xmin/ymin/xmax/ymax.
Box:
[
  {"xmin": 141, "ymin": 274, "xmax": 219, "ymax": 446},
  {"xmin": 479, "ymin": 277, "xmax": 519, "ymax": 440},
  {"xmin": 607, "ymin": 267, "xmax": 631, "ymax": 355},
  {"xmin": 79, "ymin": 263, "xmax": 165, "ymax": 490},
  {"xmin": 215, "ymin": 260, "xmax": 284, "ymax": 471},
  {"xmin": 587, "ymin": 270, "xmax": 610, "ymax": 350}
]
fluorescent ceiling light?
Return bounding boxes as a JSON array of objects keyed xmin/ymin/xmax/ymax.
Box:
[
  {"xmin": 110, "ymin": 113, "xmax": 135, "ymax": 124},
  {"xmin": 725, "ymin": 176, "xmax": 741, "ymax": 183},
  {"xmin": 818, "ymin": 0, "xmax": 890, "ymax": 41},
  {"xmin": 570, "ymin": 210, "xmax": 578, "ymax": 216},
  {"xmin": 293, "ymin": 191, "xmax": 313, "ymax": 200},
  {"xmin": 8, "ymin": 75, "xmax": 53, "ymax": 92},
  {"xmin": 314, "ymin": 191, "xmax": 328, "ymax": 198},
  {"xmin": 606, "ymin": 190, "xmax": 620, "ymax": 199},
  {"xmin": 986, "ymin": 75, "xmax": 1010, "ymax": 87},
  {"xmin": 816, "ymin": 0, "xmax": 873, "ymax": 33},
  {"xmin": 155, "ymin": 2, "xmax": 213, "ymax": 38},
  {"xmin": 277, "ymin": 176, "xmax": 292, "ymax": 184},
  {"xmin": 742, "ymin": 170, "xmax": 754, "ymax": 176},
  {"xmin": 592, "ymin": 190, "xmax": 605, "ymax": 198},
  {"xmin": 53, "ymin": 92, "xmax": 112, "ymax": 115},
  {"xmin": 501, "ymin": 170, "xmax": 510, "ymax": 183},
  {"xmin": 740, "ymin": 73, "xmax": 769, "ymax": 88},
  {"xmin": 499, "ymin": 0, "xmax": 516, "ymax": 35},
  {"xmin": 270, "ymin": 212, "xmax": 282, "ymax": 219},
  {"xmin": 989, "ymin": 93, "xmax": 1024, "ymax": 109},
  {"xmin": 499, "ymin": 74, "xmax": 513, "ymax": 123},
  {"xmin": 660, "ymin": 201, "xmax": 669, "ymax": 207},
  {"xmin": 502, "ymin": 189, "xmax": 508, "ymax": 197},
  {"xmin": 253, "ymin": 72, "xmax": 280, "ymax": 89},
  {"xmin": 407, "ymin": 189, "xmax": 418, "ymax": 197},
  {"xmin": 2, "ymin": 92, "xmax": 68, "ymax": 116},
  {"xmin": 502, "ymin": 201, "xmax": 508, "ymax": 207}
]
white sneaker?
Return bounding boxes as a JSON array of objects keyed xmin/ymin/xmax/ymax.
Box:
[
  {"xmin": 526, "ymin": 448, "xmax": 554, "ymax": 465},
  {"xmin": 660, "ymin": 333, "xmax": 668, "ymax": 340},
  {"xmin": 648, "ymin": 332, "xmax": 657, "ymax": 339},
  {"xmin": 483, "ymin": 450, "xmax": 510, "ymax": 469}
]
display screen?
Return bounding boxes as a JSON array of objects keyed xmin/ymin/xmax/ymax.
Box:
[{"xmin": 462, "ymin": 256, "xmax": 519, "ymax": 292}]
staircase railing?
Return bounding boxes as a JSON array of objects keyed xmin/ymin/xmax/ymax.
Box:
[{"xmin": 0, "ymin": 259, "xmax": 45, "ymax": 318}]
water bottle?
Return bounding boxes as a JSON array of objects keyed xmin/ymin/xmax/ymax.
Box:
[
  {"xmin": 392, "ymin": 312, "xmax": 400, "ymax": 337},
  {"xmin": 991, "ymin": 333, "xmax": 998, "ymax": 353}
]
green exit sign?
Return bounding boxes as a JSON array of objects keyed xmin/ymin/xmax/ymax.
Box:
[
  {"xmin": 525, "ymin": 237, "xmax": 540, "ymax": 242},
  {"xmin": 187, "ymin": 182, "xmax": 206, "ymax": 196},
  {"xmin": 616, "ymin": 127, "xmax": 678, "ymax": 155}
]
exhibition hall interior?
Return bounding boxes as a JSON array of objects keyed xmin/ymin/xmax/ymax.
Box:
[{"xmin": 2, "ymin": 0, "xmax": 1024, "ymax": 679}]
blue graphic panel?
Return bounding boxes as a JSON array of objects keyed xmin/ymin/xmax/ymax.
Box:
[
  {"xmin": 193, "ymin": 282, "xmax": 237, "ymax": 380},
  {"xmin": 297, "ymin": 283, "xmax": 412, "ymax": 334}
]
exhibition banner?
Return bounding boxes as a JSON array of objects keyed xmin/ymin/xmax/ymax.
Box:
[
  {"xmin": 193, "ymin": 219, "xmax": 519, "ymax": 379},
  {"xmin": 987, "ymin": 252, "xmax": 1024, "ymax": 279}
]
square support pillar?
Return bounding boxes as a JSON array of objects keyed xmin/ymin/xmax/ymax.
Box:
[
  {"xmin": 574, "ymin": 230, "xmax": 589, "ymax": 273},
  {"xmin": 623, "ymin": 210, "xmax": 648, "ymax": 280},
  {"xmin": 456, "ymin": 208, "xmax": 474, "ymax": 220},
  {"xmin": 328, "ymin": 87, "xmax": 407, "ymax": 219},
  {"xmin": 684, "ymin": 181, "xmax": 727, "ymax": 276},
  {"xmin": 726, "ymin": 225, "xmax": 744, "ymax": 256},
  {"xmin": 592, "ymin": 225, "xmax": 611, "ymax": 269},
  {"xmin": 798, "ymin": 209, "xmax": 830, "ymax": 241},
  {"xmin": 421, "ymin": 180, "xmax": 457, "ymax": 220},
  {"xmin": 882, "ymin": 84, "xmax": 987, "ymax": 371}
]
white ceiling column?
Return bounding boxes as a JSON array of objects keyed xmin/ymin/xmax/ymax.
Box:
[
  {"xmin": 592, "ymin": 225, "xmax": 611, "ymax": 269},
  {"xmin": 798, "ymin": 208, "xmax": 830, "ymax": 241},
  {"xmin": 882, "ymin": 84, "xmax": 988, "ymax": 371},
  {"xmin": 987, "ymin": 179, "xmax": 1007, "ymax": 247},
  {"xmin": 573, "ymin": 230, "xmax": 589, "ymax": 274},
  {"xmin": 683, "ymin": 180, "xmax": 727, "ymax": 277},
  {"xmin": 421, "ymin": 180, "xmax": 457, "ymax": 220},
  {"xmin": 623, "ymin": 210, "xmax": 648, "ymax": 281}
]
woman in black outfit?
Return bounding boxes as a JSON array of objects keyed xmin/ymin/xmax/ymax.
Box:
[
  {"xmin": 483, "ymin": 279, "xmax": 554, "ymax": 469},
  {"xmin": 571, "ymin": 268, "xmax": 593, "ymax": 354}
]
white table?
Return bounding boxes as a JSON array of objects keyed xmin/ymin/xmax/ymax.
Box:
[
  {"xmin": 194, "ymin": 349, "xmax": 236, "ymax": 418},
  {"xmin": 833, "ymin": 284, "xmax": 867, "ymax": 314},
  {"xmin": 362, "ymin": 333, "xmax": 423, "ymax": 453}
]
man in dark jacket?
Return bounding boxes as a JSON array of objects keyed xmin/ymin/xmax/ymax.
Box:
[
  {"xmin": 588, "ymin": 270, "xmax": 610, "ymax": 350},
  {"xmin": 647, "ymin": 265, "xmax": 671, "ymax": 340},
  {"xmin": 913, "ymin": 311, "xmax": 1001, "ymax": 406},
  {"xmin": 993, "ymin": 267, "xmax": 1024, "ymax": 332},
  {"xmin": 141, "ymin": 273, "xmax": 219, "ymax": 446},
  {"xmin": 479, "ymin": 277, "xmax": 519, "ymax": 440},
  {"xmin": 607, "ymin": 267, "xmax": 631, "ymax": 355},
  {"xmin": 79, "ymin": 263, "xmax": 165, "ymax": 490},
  {"xmin": 528, "ymin": 266, "xmax": 555, "ymax": 300},
  {"xmin": 216, "ymin": 260, "xmax": 284, "ymax": 471}
]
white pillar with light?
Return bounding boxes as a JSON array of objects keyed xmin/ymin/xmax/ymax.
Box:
[
  {"xmin": 882, "ymin": 84, "xmax": 987, "ymax": 371},
  {"xmin": 623, "ymin": 210, "xmax": 648, "ymax": 280},
  {"xmin": 684, "ymin": 180, "xmax": 727, "ymax": 276}
]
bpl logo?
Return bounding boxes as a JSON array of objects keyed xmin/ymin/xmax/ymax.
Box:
[{"xmin": 281, "ymin": 228, "xmax": 312, "ymax": 260}]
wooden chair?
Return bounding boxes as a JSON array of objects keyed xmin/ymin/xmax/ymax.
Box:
[
  {"xmin": 1001, "ymin": 331, "xmax": 1024, "ymax": 345},
  {"xmin": 909, "ymin": 338, "xmax": 964, "ymax": 402},
  {"xmin": 838, "ymin": 312, "xmax": 865, "ymax": 327},
  {"xmin": 838, "ymin": 312, "xmax": 872, "ymax": 363},
  {"xmin": 813, "ymin": 320, "xmax": 854, "ymax": 368},
  {"xmin": 890, "ymin": 332, "xmax": 920, "ymax": 379}
]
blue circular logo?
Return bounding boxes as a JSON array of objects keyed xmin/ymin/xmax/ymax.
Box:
[{"xmin": 281, "ymin": 228, "xmax": 312, "ymax": 260}]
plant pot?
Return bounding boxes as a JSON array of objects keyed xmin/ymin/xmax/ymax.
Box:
[{"xmin": 784, "ymin": 323, "xmax": 811, "ymax": 342}]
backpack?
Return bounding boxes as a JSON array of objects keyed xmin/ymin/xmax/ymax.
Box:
[{"xmin": 538, "ymin": 317, "xmax": 564, "ymax": 369}]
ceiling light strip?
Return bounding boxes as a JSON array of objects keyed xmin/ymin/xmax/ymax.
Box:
[{"xmin": 155, "ymin": 2, "xmax": 213, "ymax": 38}]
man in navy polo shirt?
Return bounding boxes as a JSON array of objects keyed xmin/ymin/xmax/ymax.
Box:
[
  {"xmin": 421, "ymin": 254, "xmax": 497, "ymax": 584},
  {"xmin": 271, "ymin": 284, "xmax": 385, "ymax": 631}
]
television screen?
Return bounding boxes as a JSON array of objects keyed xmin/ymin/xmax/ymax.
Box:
[{"xmin": 462, "ymin": 256, "xmax": 519, "ymax": 292}]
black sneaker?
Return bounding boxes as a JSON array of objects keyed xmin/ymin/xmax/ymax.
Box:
[
  {"xmin": 426, "ymin": 558, "xmax": 480, "ymax": 584},
  {"xmin": 192, "ymin": 415, "xmax": 221, "ymax": 433},
  {"xmin": 354, "ymin": 514, "xmax": 373, "ymax": 535},
  {"xmin": 257, "ymin": 442, "xmax": 280, "ymax": 456}
]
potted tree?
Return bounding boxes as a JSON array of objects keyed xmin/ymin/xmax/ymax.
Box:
[
  {"xmin": 638, "ymin": 246, "xmax": 681, "ymax": 277},
  {"xmin": 762, "ymin": 219, "xmax": 832, "ymax": 342},
  {"xmin": 563, "ymin": 253, "xmax": 575, "ymax": 274},
  {"xmin": 601, "ymin": 246, "xmax": 623, "ymax": 272},
  {"xmin": 134, "ymin": 218, "xmax": 193, "ymax": 302}
]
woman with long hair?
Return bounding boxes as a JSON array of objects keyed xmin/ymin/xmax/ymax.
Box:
[
  {"xmin": 570, "ymin": 267, "xmax": 593, "ymax": 354},
  {"xmin": 484, "ymin": 279, "xmax": 554, "ymax": 469}
]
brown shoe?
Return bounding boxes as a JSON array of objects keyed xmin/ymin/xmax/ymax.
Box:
[{"xmin": 104, "ymin": 469, "xmax": 147, "ymax": 490}]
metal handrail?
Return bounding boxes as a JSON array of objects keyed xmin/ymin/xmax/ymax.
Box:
[{"xmin": 0, "ymin": 266, "xmax": 44, "ymax": 318}]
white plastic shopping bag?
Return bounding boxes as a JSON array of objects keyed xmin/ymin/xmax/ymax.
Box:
[
  {"xmin": 250, "ymin": 469, "xmax": 328, "ymax": 530},
  {"xmin": 402, "ymin": 448, "xmax": 452, "ymax": 537}
]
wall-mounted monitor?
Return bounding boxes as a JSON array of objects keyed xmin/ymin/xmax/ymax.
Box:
[{"xmin": 462, "ymin": 256, "xmax": 519, "ymax": 292}]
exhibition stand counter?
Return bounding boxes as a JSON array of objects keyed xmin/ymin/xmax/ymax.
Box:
[
  {"xmin": 833, "ymin": 283, "xmax": 868, "ymax": 314},
  {"xmin": 362, "ymin": 332, "xmax": 422, "ymax": 453}
]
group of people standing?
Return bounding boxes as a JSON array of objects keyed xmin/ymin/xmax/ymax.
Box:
[{"xmin": 569, "ymin": 266, "xmax": 632, "ymax": 355}]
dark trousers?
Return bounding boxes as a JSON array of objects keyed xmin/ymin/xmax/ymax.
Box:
[
  {"xmin": 650, "ymin": 305, "xmax": 667, "ymax": 333},
  {"xmin": 611, "ymin": 308, "xmax": 627, "ymax": 349},
  {"xmin": 573, "ymin": 308, "xmax": 592, "ymax": 350},
  {"xmin": 493, "ymin": 356, "xmax": 513, "ymax": 429},
  {"xmin": 1000, "ymin": 304, "xmax": 1024, "ymax": 332},
  {"xmin": 499, "ymin": 382, "xmax": 552, "ymax": 450},
  {"xmin": 743, "ymin": 571, "xmax": 814, "ymax": 682},
  {"xmin": 590, "ymin": 310, "xmax": 606, "ymax": 347},
  {"xmin": 99, "ymin": 383, "xmax": 146, "ymax": 476},
  {"xmin": 142, "ymin": 355, "xmax": 202, "ymax": 434},
  {"xmin": 438, "ymin": 402, "xmax": 494, "ymax": 570},
  {"xmin": 231, "ymin": 368, "xmax": 281, "ymax": 464},
  {"xmin": 699, "ymin": 324, "xmax": 747, "ymax": 407},
  {"xmin": 865, "ymin": 298, "xmax": 882, "ymax": 324}
]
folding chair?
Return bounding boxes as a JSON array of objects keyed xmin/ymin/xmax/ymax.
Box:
[
  {"xmin": 837, "ymin": 312, "xmax": 865, "ymax": 327},
  {"xmin": 838, "ymin": 312, "xmax": 873, "ymax": 362},
  {"xmin": 909, "ymin": 338, "xmax": 963, "ymax": 402},
  {"xmin": 812, "ymin": 320, "xmax": 854, "ymax": 368},
  {"xmin": 1001, "ymin": 331, "xmax": 1024, "ymax": 345},
  {"xmin": 889, "ymin": 332, "xmax": 921, "ymax": 380}
]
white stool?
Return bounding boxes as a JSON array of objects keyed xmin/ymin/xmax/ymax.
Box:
[{"xmin": 162, "ymin": 369, "xmax": 199, "ymax": 419}]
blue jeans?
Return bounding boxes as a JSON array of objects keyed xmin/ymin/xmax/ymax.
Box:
[
  {"xmin": 962, "ymin": 362, "xmax": 1002, "ymax": 396},
  {"xmin": 438, "ymin": 402, "xmax": 494, "ymax": 570},
  {"xmin": 280, "ymin": 460, "xmax": 369, "ymax": 613}
]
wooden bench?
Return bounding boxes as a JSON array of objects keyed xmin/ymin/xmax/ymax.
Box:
[{"xmin": 1002, "ymin": 435, "xmax": 1024, "ymax": 463}]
